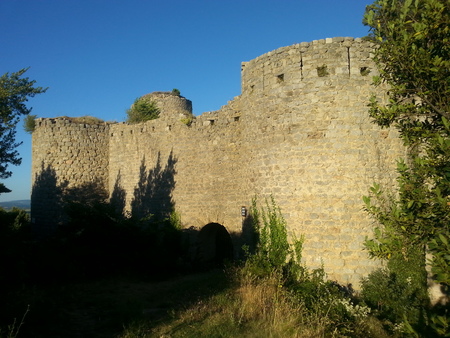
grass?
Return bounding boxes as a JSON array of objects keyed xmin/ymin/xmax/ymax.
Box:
[
  {"xmin": 2, "ymin": 265, "xmax": 394, "ymax": 338},
  {"xmin": 122, "ymin": 272, "xmax": 325, "ymax": 338},
  {"xmin": 120, "ymin": 269, "xmax": 390, "ymax": 338},
  {"xmin": 3, "ymin": 270, "xmax": 229, "ymax": 337}
]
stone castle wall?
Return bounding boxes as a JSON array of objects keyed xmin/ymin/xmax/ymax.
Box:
[
  {"xmin": 31, "ymin": 118, "xmax": 110, "ymax": 234},
  {"xmin": 31, "ymin": 38, "xmax": 405, "ymax": 286}
]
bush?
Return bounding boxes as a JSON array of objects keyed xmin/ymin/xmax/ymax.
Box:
[
  {"xmin": 242, "ymin": 196, "xmax": 304, "ymax": 282},
  {"xmin": 361, "ymin": 245, "xmax": 430, "ymax": 335},
  {"xmin": 180, "ymin": 116, "xmax": 193, "ymax": 126},
  {"xmin": 238, "ymin": 197, "xmax": 378, "ymax": 336},
  {"xmin": 0, "ymin": 207, "xmax": 32, "ymax": 287},
  {"xmin": 126, "ymin": 97, "xmax": 160, "ymax": 124},
  {"xmin": 54, "ymin": 200, "xmax": 184, "ymax": 279},
  {"xmin": 23, "ymin": 114, "xmax": 37, "ymax": 133}
]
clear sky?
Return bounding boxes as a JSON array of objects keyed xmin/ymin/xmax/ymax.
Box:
[{"xmin": 0, "ymin": 0, "xmax": 372, "ymax": 202}]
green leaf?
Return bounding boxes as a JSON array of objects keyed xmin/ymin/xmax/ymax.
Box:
[{"xmin": 439, "ymin": 233, "xmax": 448, "ymax": 246}]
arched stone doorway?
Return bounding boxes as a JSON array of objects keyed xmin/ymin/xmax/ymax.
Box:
[{"xmin": 197, "ymin": 223, "xmax": 234, "ymax": 267}]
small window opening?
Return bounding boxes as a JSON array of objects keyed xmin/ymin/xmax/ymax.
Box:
[
  {"xmin": 277, "ymin": 74, "xmax": 284, "ymax": 83},
  {"xmin": 360, "ymin": 67, "xmax": 371, "ymax": 76},
  {"xmin": 209, "ymin": 120, "xmax": 215, "ymax": 126},
  {"xmin": 234, "ymin": 116, "xmax": 240, "ymax": 122}
]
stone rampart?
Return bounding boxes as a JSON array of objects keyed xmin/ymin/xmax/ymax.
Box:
[
  {"xmin": 31, "ymin": 117, "xmax": 110, "ymax": 234},
  {"xmin": 31, "ymin": 38, "xmax": 405, "ymax": 286}
]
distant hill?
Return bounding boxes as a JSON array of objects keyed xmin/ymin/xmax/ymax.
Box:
[{"xmin": 0, "ymin": 200, "xmax": 31, "ymax": 211}]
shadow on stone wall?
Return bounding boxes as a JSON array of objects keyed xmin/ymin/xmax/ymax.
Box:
[
  {"xmin": 131, "ymin": 151, "xmax": 177, "ymax": 221},
  {"xmin": 31, "ymin": 162, "xmax": 118, "ymax": 237},
  {"xmin": 29, "ymin": 159, "xmax": 182, "ymax": 281},
  {"xmin": 236, "ymin": 214, "xmax": 259, "ymax": 256},
  {"xmin": 31, "ymin": 151, "xmax": 178, "ymax": 234},
  {"xmin": 110, "ymin": 170, "xmax": 127, "ymax": 217},
  {"xmin": 31, "ymin": 163, "xmax": 68, "ymax": 236},
  {"xmin": 30, "ymin": 156, "xmax": 259, "ymax": 274}
]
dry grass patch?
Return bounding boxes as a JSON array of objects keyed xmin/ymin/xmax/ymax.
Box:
[{"xmin": 125, "ymin": 273, "xmax": 328, "ymax": 338}]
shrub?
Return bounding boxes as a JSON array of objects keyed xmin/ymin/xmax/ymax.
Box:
[
  {"xmin": 171, "ymin": 88, "xmax": 181, "ymax": 96},
  {"xmin": 361, "ymin": 245, "xmax": 429, "ymax": 335},
  {"xmin": 316, "ymin": 64, "xmax": 329, "ymax": 77},
  {"xmin": 23, "ymin": 114, "xmax": 37, "ymax": 133},
  {"xmin": 180, "ymin": 116, "xmax": 193, "ymax": 126},
  {"xmin": 242, "ymin": 196, "xmax": 305, "ymax": 283},
  {"xmin": 126, "ymin": 97, "xmax": 160, "ymax": 124},
  {"xmin": 71, "ymin": 115, "xmax": 105, "ymax": 124}
]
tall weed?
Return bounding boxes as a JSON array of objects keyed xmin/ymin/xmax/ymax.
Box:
[{"xmin": 243, "ymin": 196, "xmax": 305, "ymax": 283}]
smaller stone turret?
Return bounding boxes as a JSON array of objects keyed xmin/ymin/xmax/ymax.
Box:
[{"xmin": 141, "ymin": 91, "xmax": 193, "ymax": 121}]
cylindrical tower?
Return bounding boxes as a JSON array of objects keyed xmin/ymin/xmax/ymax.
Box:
[{"xmin": 140, "ymin": 91, "xmax": 193, "ymax": 121}]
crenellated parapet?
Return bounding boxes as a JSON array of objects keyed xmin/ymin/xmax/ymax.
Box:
[{"xmin": 241, "ymin": 37, "xmax": 376, "ymax": 97}]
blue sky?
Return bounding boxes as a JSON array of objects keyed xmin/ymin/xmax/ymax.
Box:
[{"xmin": 0, "ymin": 0, "xmax": 371, "ymax": 202}]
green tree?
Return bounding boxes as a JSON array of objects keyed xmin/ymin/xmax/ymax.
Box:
[
  {"xmin": 362, "ymin": 0, "xmax": 450, "ymax": 333},
  {"xmin": 0, "ymin": 68, "xmax": 47, "ymax": 193},
  {"xmin": 363, "ymin": 0, "xmax": 450, "ymax": 272},
  {"xmin": 126, "ymin": 96, "xmax": 160, "ymax": 124}
]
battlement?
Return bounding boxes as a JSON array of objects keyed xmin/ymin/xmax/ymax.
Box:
[{"xmin": 241, "ymin": 37, "xmax": 376, "ymax": 97}]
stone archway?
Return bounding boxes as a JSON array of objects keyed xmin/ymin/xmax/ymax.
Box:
[{"xmin": 197, "ymin": 222, "xmax": 234, "ymax": 267}]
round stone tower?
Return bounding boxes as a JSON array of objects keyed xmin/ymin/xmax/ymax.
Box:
[{"xmin": 140, "ymin": 91, "xmax": 193, "ymax": 121}]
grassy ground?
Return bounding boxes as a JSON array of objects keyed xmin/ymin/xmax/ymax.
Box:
[
  {"xmin": 4, "ymin": 270, "xmax": 229, "ymax": 338},
  {"xmin": 120, "ymin": 270, "xmax": 390, "ymax": 338}
]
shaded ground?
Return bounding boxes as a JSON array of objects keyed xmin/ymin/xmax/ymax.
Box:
[{"xmin": 12, "ymin": 270, "xmax": 228, "ymax": 337}]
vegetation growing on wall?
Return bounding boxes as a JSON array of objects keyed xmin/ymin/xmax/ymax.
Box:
[
  {"xmin": 68, "ymin": 115, "xmax": 106, "ymax": 124},
  {"xmin": 23, "ymin": 114, "xmax": 37, "ymax": 134},
  {"xmin": 126, "ymin": 96, "xmax": 160, "ymax": 124},
  {"xmin": 362, "ymin": 0, "xmax": 450, "ymax": 335},
  {"xmin": 316, "ymin": 64, "xmax": 329, "ymax": 77}
]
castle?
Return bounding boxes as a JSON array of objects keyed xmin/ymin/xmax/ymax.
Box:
[{"xmin": 31, "ymin": 37, "xmax": 405, "ymax": 287}]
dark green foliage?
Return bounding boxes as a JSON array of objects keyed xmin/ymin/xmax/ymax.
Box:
[
  {"xmin": 364, "ymin": 0, "xmax": 450, "ymax": 125},
  {"xmin": 171, "ymin": 88, "xmax": 181, "ymax": 96},
  {"xmin": 23, "ymin": 114, "xmax": 36, "ymax": 134},
  {"xmin": 361, "ymin": 246, "xmax": 429, "ymax": 334},
  {"xmin": 46, "ymin": 198, "xmax": 183, "ymax": 280},
  {"xmin": 126, "ymin": 96, "xmax": 160, "ymax": 124},
  {"xmin": 0, "ymin": 69, "xmax": 47, "ymax": 185},
  {"xmin": 243, "ymin": 196, "xmax": 305, "ymax": 282},
  {"xmin": 316, "ymin": 64, "xmax": 329, "ymax": 77},
  {"xmin": 0, "ymin": 206, "xmax": 32, "ymax": 316},
  {"xmin": 363, "ymin": 1, "xmax": 450, "ymax": 335},
  {"xmin": 0, "ymin": 183, "xmax": 11, "ymax": 194}
]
